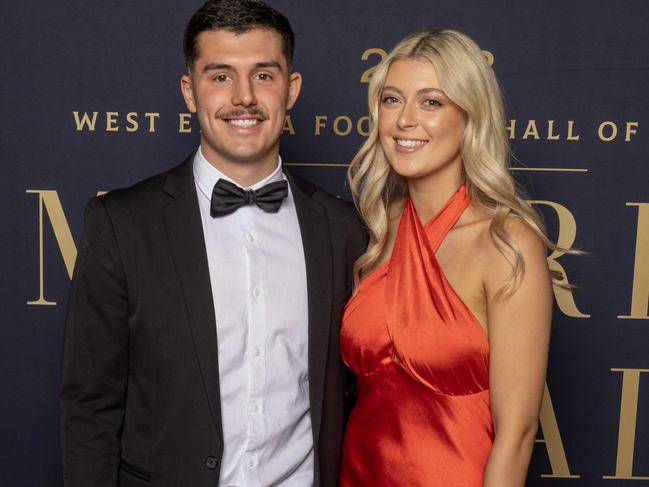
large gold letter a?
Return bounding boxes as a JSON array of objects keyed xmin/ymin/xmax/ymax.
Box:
[
  {"xmin": 603, "ymin": 369, "xmax": 649, "ymax": 480},
  {"xmin": 537, "ymin": 383, "xmax": 580, "ymax": 478}
]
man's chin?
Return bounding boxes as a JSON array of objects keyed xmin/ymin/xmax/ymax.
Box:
[
  {"xmin": 227, "ymin": 150, "xmax": 273, "ymax": 165},
  {"xmin": 206, "ymin": 150, "xmax": 277, "ymax": 168}
]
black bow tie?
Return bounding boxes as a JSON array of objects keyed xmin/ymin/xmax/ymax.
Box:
[{"xmin": 210, "ymin": 178, "xmax": 289, "ymax": 217}]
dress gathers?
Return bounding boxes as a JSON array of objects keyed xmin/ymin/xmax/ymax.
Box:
[{"xmin": 340, "ymin": 185, "xmax": 493, "ymax": 486}]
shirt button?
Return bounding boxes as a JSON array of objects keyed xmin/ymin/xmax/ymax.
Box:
[
  {"xmin": 247, "ymin": 457, "xmax": 256, "ymax": 468},
  {"xmin": 253, "ymin": 288, "xmax": 261, "ymax": 298},
  {"xmin": 253, "ymin": 346, "xmax": 261, "ymax": 357},
  {"xmin": 249, "ymin": 401, "xmax": 259, "ymax": 412},
  {"xmin": 246, "ymin": 233, "xmax": 255, "ymax": 243},
  {"xmin": 205, "ymin": 456, "xmax": 219, "ymax": 470}
]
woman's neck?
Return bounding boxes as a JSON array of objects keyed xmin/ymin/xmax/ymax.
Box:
[{"xmin": 407, "ymin": 169, "xmax": 465, "ymax": 224}]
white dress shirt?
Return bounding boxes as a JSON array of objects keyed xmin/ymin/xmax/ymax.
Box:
[{"xmin": 193, "ymin": 147, "xmax": 313, "ymax": 487}]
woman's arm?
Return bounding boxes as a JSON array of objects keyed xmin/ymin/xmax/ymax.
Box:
[{"xmin": 482, "ymin": 220, "xmax": 553, "ymax": 487}]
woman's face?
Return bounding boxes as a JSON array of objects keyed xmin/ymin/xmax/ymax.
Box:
[{"xmin": 378, "ymin": 58, "xmax": 466, "ymax": 184}]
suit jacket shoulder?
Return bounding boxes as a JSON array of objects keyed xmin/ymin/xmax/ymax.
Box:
[
  {"xmin": 98, "ymin": 152, "xmax": 194, "ymax": 214},
  {"xmin": 285, "ymin": 169, "xmax": 366, "ymax": 243}
]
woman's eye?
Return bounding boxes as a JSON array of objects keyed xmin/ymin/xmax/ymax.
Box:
[
  {"xmin": 382, "ymin": 96, "xmax": 399, "ymax": 104},
  {"xmin": 425, "ymin": 99, "xmax": 442, "ymax": 107}
]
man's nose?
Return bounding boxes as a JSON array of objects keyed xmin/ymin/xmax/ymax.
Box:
[{"xmin": 231, "ymin": 78, "xmax": 256, "ymax": 106}]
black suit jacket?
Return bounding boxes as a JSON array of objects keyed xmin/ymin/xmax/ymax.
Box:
[{"xmin": 60, "ymin": 153, "xmax": 366, "ymax": 487}]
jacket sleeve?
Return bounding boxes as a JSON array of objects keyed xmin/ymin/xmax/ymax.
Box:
[{"xmin": 60, "ymin": 196, "xmax": 130, "ymax": 487}]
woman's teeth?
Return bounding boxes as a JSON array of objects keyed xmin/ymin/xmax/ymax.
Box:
[{"xmin": 396, "ymin": 139, "xmax": 427, "ymax": 148}]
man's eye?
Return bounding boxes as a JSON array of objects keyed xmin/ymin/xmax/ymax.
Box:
[
  {"xmin": 256, "ymin": 73, "xmax": 272, "ymax": 81},
  {"xmin": 214, "ymin": 74, "xmax": 229, "ymax": 82}
]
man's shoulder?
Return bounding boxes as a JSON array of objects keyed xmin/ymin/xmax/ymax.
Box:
[
  {"xmin": 287, "ymin": 170, "xmax": 355, "ymax": 217},
  {"xmin": 98, "ymin": 153, "xmax": 194, "ymax": 210},
  {"xmin": 286, "ymin": 171, "xmax": 366, "ymax": 247}
]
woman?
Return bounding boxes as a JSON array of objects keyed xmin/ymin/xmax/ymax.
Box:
[{"xmin": 340, "ymin": 29, "xmax": 556, "ymax": 486}]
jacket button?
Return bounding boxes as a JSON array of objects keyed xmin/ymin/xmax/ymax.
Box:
[{"xmin": 205, "ymin": 456, "xmax": 219, "ymax": 470}]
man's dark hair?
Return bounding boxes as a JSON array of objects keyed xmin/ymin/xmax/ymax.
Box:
[{"xmin": 183, "ymin": 0, "xmax": 295, "ymax": 71}]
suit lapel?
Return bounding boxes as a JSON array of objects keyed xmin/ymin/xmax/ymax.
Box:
[
  {"xmin": 162, "ymin": 155, "xmax": 224, "ymax": 451},
  {"xmin": 287, "ymin": 172, "xmax": 333, "ymax": 446}
]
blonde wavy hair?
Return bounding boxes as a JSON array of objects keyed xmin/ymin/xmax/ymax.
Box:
[{"xmin": 348, "ymin": 29, "xmax": 561, "ymax": 294}]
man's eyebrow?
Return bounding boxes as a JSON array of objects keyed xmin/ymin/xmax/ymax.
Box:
[
  {"xmin": 202, "ymin": 61, "xmax": 282, "ymax": 72},
  {"xmin": 203, "ymin": 63, "xmax": 232, "ymax": 72},
  {"xmin": 254, "ymin": 61, "xmax": 282, "ymax": 70}
]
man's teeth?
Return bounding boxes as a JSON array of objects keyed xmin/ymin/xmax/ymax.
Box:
[
  {"xmin": 396, "ymin": 139, "xmax": 428, "ymax": 148},
  {"xmin": 228, "ymin": 119, "xmax": 260, "ymax": 128}
]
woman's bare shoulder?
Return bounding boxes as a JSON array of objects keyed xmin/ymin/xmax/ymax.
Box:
[{"xmin": 483, "ymin": 215, "xmax": 550, "ymax": 296}]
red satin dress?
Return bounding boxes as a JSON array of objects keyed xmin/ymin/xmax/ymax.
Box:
[{"xmin": 340, "ymin": 185, "xmax": 493, "ymax": 486}]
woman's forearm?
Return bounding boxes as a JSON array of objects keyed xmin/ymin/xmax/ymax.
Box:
[{"xmin": 483, "ymin": 426, "xmax": 537, "ymax": 487}]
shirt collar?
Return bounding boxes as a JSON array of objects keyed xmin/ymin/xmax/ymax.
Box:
[{"xmin": 193, "ymin": 146, "xmax": 285, "ymax": 201}]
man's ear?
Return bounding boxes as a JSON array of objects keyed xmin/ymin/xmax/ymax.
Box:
[
  {"xmin": 180, "ymin": 74, "xmax": 197, "ymax": 113},
  {"xmin": 286, "ymin": 71, "xmax": 302, "ymax": 110}
]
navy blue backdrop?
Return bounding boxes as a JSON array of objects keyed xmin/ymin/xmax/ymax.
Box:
[{"xmin": 1, "ymin": 1, "xmax": 648, "ymax": 485}]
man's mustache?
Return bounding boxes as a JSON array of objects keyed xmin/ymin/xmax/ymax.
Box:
[{"xmin": 217, "ymin": 108, "xmax": 269, "ymax": 120}]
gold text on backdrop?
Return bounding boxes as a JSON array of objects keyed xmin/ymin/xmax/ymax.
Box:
[
  {"xmin": 73, "ymin": 111, "xmax": 160, "ymax": 132},
  {"xmin": 529, "ymin": 200, "xmax": 589, "ymax": 318},
  {"xmin": 603, "ymin": 369, "xmax": 649, "ymax": 480},
  {"xmin": 618, "ymin": 203, "xmax": 649, "ymax": 320},
  {"xmin": 537, "ymin": 383, "xmax": 581, "ymax": 479},
  {"xmin": 25, "ymin": 190, "xmax": 106, "ymax": 306}
]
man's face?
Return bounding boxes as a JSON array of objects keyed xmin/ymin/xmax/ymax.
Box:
[{"xmin": 181, "ymin": 29, "xmax": 301, "ymax": 172}]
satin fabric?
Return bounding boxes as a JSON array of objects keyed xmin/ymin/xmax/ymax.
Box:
[{"xmin": 340, "ymin": 185, "xmax": 493, "ymax": 486}]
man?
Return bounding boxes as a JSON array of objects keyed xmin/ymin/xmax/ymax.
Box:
[{"xmin": 59, "ymin": 1, "xmax": 365, "ymax": 486}]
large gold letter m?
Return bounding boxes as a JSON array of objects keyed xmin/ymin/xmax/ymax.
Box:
[{"xmin": 26, "ymin": 190, "xmax": 79, "ymax": 306}]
